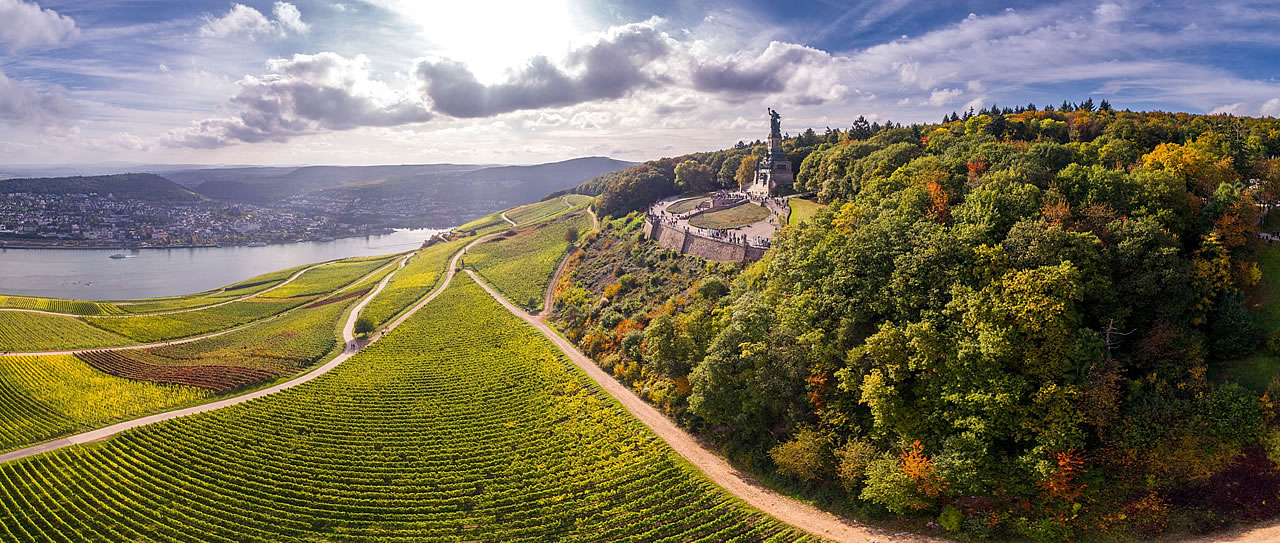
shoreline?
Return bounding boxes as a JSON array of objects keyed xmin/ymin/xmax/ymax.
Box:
[{"xmin": 0, "ymin": 229, "xmax": 415, "ymax": 251}]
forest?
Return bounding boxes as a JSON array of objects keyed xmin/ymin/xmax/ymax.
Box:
[{"xmin": 552, "ymin": 103, "xmax": 1280, "ymax": 540}]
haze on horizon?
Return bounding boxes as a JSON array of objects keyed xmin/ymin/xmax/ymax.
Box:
[{"xmin": 0, "ymin": 0, "xmax": 1278, "ymax": 168}]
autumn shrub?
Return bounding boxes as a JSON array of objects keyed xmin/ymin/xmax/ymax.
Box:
[
  {"xmin": 835, "ymin": 438, "xmax": 876, "ymax": 490},
  {"xmin": 768, "ymin": 428, "xmax": 834, "ymax": 482}
]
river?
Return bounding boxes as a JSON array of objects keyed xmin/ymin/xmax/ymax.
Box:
[{"xmin": 0, "ymin": 229, "xmax": 446, "ymax": 301}]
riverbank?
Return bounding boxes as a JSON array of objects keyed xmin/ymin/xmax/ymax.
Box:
[{"xmin": 0, "ymin": 229, "xmax": 397, "ymax": 250}]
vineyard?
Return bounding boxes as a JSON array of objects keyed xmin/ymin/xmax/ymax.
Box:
[
  {"xmin": 260, "ymin": 257, "xmax": 393, "ymax": 299},
  {"xmin": 0, "ymin": 296, "xmax": 123, "ymax": 316},
  {"xmin": 0, "ymin": 276, "xmax": 804, "ymax": 541},
  {"xmin": 80, "ymin": 256, "xmax": 394, "ymax": 344},
  {"xmin": 83, "ymin": 298, "xmax": 303, "ymax": 343},
  {"xmin": 465, "ymin": 212, "xmax": 592, "ymax": 311},
  {"xmin": 0, "ymin": 313, "xmax": 133, "ymax": 352},
  {"xmin": 358, "ymin": 238, "xmax": 468, "ymax": 327},
  {"xmin": 506, "ymin": 195, "xmax": 592, "ymax": 225},
  {"xmin": 0, "ymin": 354, "xmax": 209, "ymax": 452},
  {"xmin": 113, "ymin": 264, "xmax": 310, "ymax": 314}
]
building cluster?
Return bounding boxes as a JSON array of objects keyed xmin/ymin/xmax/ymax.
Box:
[{"xmin": 0, "ymin": 192, "xmax": 381, "ymax": 248}]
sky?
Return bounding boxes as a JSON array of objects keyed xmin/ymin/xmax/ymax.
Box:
[{"xmin": 0, "ymin": 0, "xmax": 1278, "ymax": 167}]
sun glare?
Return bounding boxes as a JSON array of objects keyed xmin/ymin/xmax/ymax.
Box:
[{"xmin": 399, "ymin": 0, "xmax": 579, "ymax": 84}]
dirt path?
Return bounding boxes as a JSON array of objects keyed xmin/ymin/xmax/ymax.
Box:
[
  {"xmin": 0, "ymin": 261, "xmax": 332, "ymax": 318},
  {"xmin": 539, "ymin": 204, "xmax": 599, "ymax": 317},
  {"xmin": 500, "ymin": 211, "xmax": 517, "ymax": 227},
  {"xmin": 469, "ymin": 269, "xmax": 943, "ymax": 543},
  {"xmin": 0, "ymin": 257, "xmax": 406, "ymax": 358},
  {"xmin": 0, "ymin": 238, "xmax": 489, "ymax": 465}
]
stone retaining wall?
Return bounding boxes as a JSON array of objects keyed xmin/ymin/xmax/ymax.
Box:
[{"xmin": 644, "ymin": 217, "xmax": 767, "ymax": 262}]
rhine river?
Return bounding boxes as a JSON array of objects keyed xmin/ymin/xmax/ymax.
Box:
[{"xmin": 0, "ymin": 229, "xmax": 445, "ymax": 301}]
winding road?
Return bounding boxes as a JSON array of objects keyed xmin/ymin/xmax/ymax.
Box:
[
  {"xmin": 0, "ymin": 239, "xmax": 490, "ymax": 464},
  {"xmin": 0, "ymin": 257, "xmax": 405, "ymax": 358},
  {"xmin": 0, "ymin": 260, "xmax": 333, "ymax": 318}
]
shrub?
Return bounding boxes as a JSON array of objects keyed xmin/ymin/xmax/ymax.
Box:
[
  {"xmin": 769, "ymin": 428, "xmax": 834, "ymax": 482},
  {"xmin": 938, "ymin": 505, "xmax": 963, "ymax": 533},
  {"xmin": 835, "ymin": 438, "xmax": 876, "ymax": 490}
]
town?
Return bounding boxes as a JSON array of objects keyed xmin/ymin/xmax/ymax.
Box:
[{"xmin": 0, "ymin": 191, "xmax": 391, "ymax": 248}]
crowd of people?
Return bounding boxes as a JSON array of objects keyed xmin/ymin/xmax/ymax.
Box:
[{"xmin": 645, "ymin": 191, "xmax": 781, "ymax": 249}]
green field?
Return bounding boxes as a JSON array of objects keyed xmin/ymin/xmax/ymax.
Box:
[
  {"xmin": 259, "ymin": 257, "xmax": 394, "ymax": 299},
  {"xmin": 134, "ymin": 297, "xmax": 350, "ymax": 373},
  {"xmin": 84, "ymin": 298, "xmax": 304, "ymax": 343},
  {"xmin": 113, "ymin": 264, "xmax": 311, "ymax": 314},
  {"xmin": 506, "ymin": 195, "xmax": 594, "ymax": 226},
  {"xmin": 687, "ymin": 202, "xmax": 771, "ymax": 230},
  {"xmin": 81, "ymin": 257, "xmax": 394, "ymax": 344},
  {"xmin": 466, "ymin": 212, "xmax": 591, "ymax": 311},
  {"xmin": 786, "ymin": 197, "xmax": 826, "ymax": 226},
  {"xmin": 0, "ymin": 354, "xmax": 209, "ymax": 452},
  {"xmin": 456, "ymin": 211, "xmax": 511, "ymax": 234},
  {"xmin": 0, "ymin": 313, "xmax": 134, "ymax": 352},
  {"xmin": 0, "ymin": 276, "xmax": 803, "ymax": 541},
  {"xmin": 0, "ymin": 296, "xmax": 123, "ymax": 316},
  {"xmin": 360, "ymin": 238, "xmax": 468, "ymax": 327}
]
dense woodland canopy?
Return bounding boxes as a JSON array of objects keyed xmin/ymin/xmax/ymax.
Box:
[{"xmin": 555, "ymin": 103, "xmax": 1280, "ymax": 540}]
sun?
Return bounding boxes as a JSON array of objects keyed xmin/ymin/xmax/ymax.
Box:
[{"xmin": 391, "ymin": 0, "xmax": 581, "ymax": 84}]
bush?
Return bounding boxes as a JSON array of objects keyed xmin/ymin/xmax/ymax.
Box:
[
  {"xmin": 835, "ymin": 438, "xmax": 876, "ymax": 489},
  {"xmin": 564, "ymin": 227, "xmax": 579, "ymax": 243},
  {"xmin": 938, "ymin": 505, "xmax": 963, "ymax": 533},
  {"xmin": 769, "ymin": 428, "xmax": 834, "ymax": 482}
]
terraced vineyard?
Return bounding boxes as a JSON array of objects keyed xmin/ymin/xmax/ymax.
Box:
[
  {"xmin": 260, "ymin": 257, "xmax": 392, "ymax": 299},
  {"xmin": 0, "ymin": 296, "xmax": 123, "ymax": 316},
  {"xmin": 359, "ymin": 238, "xmax": 468, "ymax": 327},
  {"xmin": 82, "ymin": 257, "xmax": 394, "ymax": 344},
  {"xmin": 0, "ymin": 313, "xmax": 133, "ymax": 352},
  {"xmin": 113, "ymin": 264, "xmax": 311, "ymax": 314},
  {"xmin": 0, "ymin": 276, "xmax": 803, "ymax": 541},
  {"xmin": 83, "ymin": 298, "xmax": 303, "ymax": 343},
  {"xmin": 466, "ymin": 212, "xmax": 592, "ymax": 311},
  {"xmin": 0, "ymin": 354, "xmax": 209, "ymax": 452},
  {"xmin": 506, "ymin": 195, "xmax": 592, "ymax": 225}
]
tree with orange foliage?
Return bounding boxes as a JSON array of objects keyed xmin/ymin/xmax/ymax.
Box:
[{"xmin": 1041, "ymin": 449, "xmax": 1087, "ymax": 502}]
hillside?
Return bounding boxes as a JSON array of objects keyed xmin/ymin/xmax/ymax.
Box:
[
  {"xmin": 0, "ymin": 173, "xmax": 204, "ymax": 203},
  {"xmin": 176, "ymin": 157, "xmax": 633, "ymax": 204},
  {"xmin": 549, "ymin": 105, "xmax": 1280, "ymax": 541}
]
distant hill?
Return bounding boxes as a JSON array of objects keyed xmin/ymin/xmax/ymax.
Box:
[
  {"xmin": 165, "ymin": 164, "xmax": 484, "ymax": 203},
  {"xmin": 0, "ymin": 173, "xmax": 204, "ymax": 203},
  {"xmin": 177, "ymin": 157, "xmax": 634, "ymax": 205},
  {"xmin": 343, "ymin": 157, "xmax": 637, "ymax": 201}
]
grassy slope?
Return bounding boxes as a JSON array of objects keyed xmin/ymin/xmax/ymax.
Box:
[
  {"xmin": 0, "ymin": 276, "xmax": 806, "ymax": 541},
  {"xmin": 466, "ymin": 212, "xmax": 592, "ymax": 311},
  {"xmin": 1224, "ymin": 244, "xmax": 1280, "ymax": 391},
  {"xmin": 787, "ymin": 197, "xmax": 826, "ymax": 226}
]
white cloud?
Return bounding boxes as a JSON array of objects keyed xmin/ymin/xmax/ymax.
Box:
[
  {"xmin": 0, "ymin": 0, "xmax": 77, "ymax": 52},
  {"xmin": 924, "ymin": 88, "xmax": 963, "ymax": 107},
  {"xmin": 1262, "ymin": 98, "xmax": 1280, "ymax": 118},
  {"xmin": 166, "ymin": 52, "xmax": 430, "ymax": 148},
  {"xmin": 0, "ymin": 67, "xmax": 72, "ymax": 127},
  {"xmin": 1210, "ymin": 102, "xmax": 1245, "ymax": 115},
  {"xmin": 273, "ymin": 2, "xmax": 309, "ymax": 34},
  {"xmin": 199, "ymin": 2, "xmax": 308, "ymax": 40}
]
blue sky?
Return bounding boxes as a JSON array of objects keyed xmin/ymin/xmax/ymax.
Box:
[{"xmin": 0, "ymin": 0, "xmax": 1277, "ymax": 166}]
